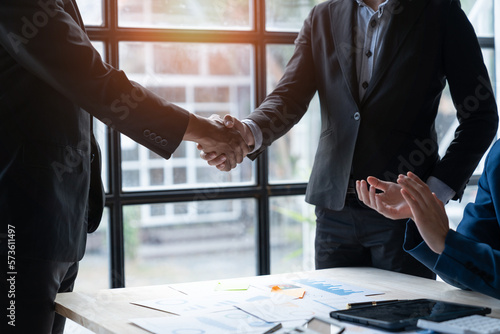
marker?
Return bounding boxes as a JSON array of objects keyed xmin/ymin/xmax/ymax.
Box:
[{"xmin": 347, "ymin": 299, "xmax": 400, "ymax": 309}]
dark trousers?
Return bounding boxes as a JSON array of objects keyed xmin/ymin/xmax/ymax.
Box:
[
  {"xmin": 1, "ymin": 256, "xmax": 78, "ymax": 334},
  {"xmin": 315, "ymin": 195, "xmax": 435, "ymax": 279}
]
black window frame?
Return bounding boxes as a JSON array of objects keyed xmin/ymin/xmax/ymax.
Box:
[{"xmin": 85, "ymin": 0, "xmax": 495, "ymax": 288}]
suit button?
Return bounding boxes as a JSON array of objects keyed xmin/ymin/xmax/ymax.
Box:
[
  {"xmin": 362, "ymin": 81, "xmax": 369, "ymax": 89},
  {"xmin": 155, "ymin": 136, "xmax": 162, "ymax": 143},
  {"xmin": 354, "ymin": 112, "xmax": 361, "ymax": 121},
  {"xmin": 149, "ymin": 133, "xmax": 156, "ymax": 140},
  {"xmin": 161, "ymin": 139, "xmax": 168, "ymax": 146},
  {"xmin": 143, "ymin": 129, "xmax": 151, "ymax": 137}
]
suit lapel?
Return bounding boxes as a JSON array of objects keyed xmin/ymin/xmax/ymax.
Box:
[
  {"xmin": 330, "ymin": 0, "xmax": 360, "ymax": 106},
  {"xmin": 362, "ymin": 0, "xmax": 430, "ymax": 103}
]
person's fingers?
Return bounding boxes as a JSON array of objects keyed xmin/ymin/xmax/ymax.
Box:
[
  {"xmin": 223, "ymin": 114, "xmax": 236, "ymax": 128},
  {"xmin": 397, "ymin": 175, "xmax": 421, "ymax": 201},
  {"xmin": 209, "ymin": 114, "xmax": 224, "ymax": 123},
  {"xmin": 356, "ymin": 180, "xmax": 364, "ymax": 203},
  {"xmin": 356, "ymin": 180, "xmax": 369, "ymax": 205},
  {"xmin": 369, "ymin": 182, "xmax": 378, "ymax": 208},
  {"xmin": 216, "ymin": 163, "xmax": 227, "ymax": 171},
  {"xmin": 200, "ymin": 152, "xmax": 227, "ymax": 166},
  {"xmin": 367, "ymin": 176, "xmax": 391, "ymax": 192},
  {"xmin": 199, "ymin": 150, "xmax": 217, "ymax": 161},
  {"xmin": 400, "ymin": 188, "xmax": 417, "ymax": 221}
]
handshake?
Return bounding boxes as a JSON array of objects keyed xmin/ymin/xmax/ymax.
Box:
[{"xmin": 184, "ymin": 113, "xmax": 255, "ymax": 172}]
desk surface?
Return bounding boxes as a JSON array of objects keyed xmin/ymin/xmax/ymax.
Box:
[{"xmin": 55, "ymin": 267, "xmax": 500, "ymax": 334}]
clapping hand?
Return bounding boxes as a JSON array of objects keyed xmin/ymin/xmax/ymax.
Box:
[
  {"xmin": 356, "ymin": 176, "xmax": 412, "ymax": 220},
  {"xmin": 357, "ymin": 172, "xmax": 449, "ymax": 254},
  {"xmin": 398, "ymin": 172, "xmax": 448, "ymax": 254}
]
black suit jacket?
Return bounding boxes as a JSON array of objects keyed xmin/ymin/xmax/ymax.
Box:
[
  {"xmin": 0, "ymin": 0, "xmax": 190, "ymax": 261},
  {"xmin": 248, "ymin": 0, "xmax": 498, "ymax": 210}
]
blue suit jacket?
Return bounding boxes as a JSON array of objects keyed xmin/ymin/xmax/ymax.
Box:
[{"xmin": 404, "ymin": 140, "xmax": 500, "ymax": 299}]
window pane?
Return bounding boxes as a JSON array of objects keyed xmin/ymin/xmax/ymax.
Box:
[
  {"xmin": 124, "ymin": 199, "xmax": 257, "ymax": 286},
  {"xmin": 74, "ymin": 208, "xmax": 110, "ymax": 292},
  {"xmin": 89, "ymin": 42, "xmax": 109, "ymax": 192},
  {"xmin": 462, "ymin": 0, "xmax": 493, "ymax": 37},
  {"xmin": 78, "ymin": 0, "xmax": 103, "ymax": 26},
  {"xmin": 119, "ymin": 42, "xmax": 255, "ymax": 191},
  {"xmin": 118, "ymin": 0, "xmax": 252, "ymax": 30},
  {"xmin": 267, "ymin": 45, "xmax": 321, "ymax": 183},
  {"xmin": 266, "ymin": 0, "xmax": 324, "ymax": 31},
  {"xmin": 436, "ymin": 48, "xmax": 496, "ymax": 177},
  {"xmin": 446, "ymin": 186, "xmax": 478, "ymax": 230},
  {"xmin": 270, "ymin": 196, "xmax": 315, "ymax": 274}
]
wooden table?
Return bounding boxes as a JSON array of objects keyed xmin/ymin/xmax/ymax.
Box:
[{"xmin": 55, "ymin": 267, "xmax": 500, "ymax": 334}]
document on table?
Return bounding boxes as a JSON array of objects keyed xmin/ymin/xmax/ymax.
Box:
[
  {"xmin": 131, "ymin": 308, "xmax": 282, "ymax": 334},
  {"xmin": 131, "ymin": 286, "xmax": 275, "ymax": 316},
  {"xmin": 130, "ymin": 276, "xmax": 385, "ymax": 334}
]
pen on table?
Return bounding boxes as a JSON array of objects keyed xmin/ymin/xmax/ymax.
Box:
[{"xmin": 347, "ymin": 299, "xmax": 400, "ymax": 309}]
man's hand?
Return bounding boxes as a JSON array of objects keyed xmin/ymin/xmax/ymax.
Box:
[
  {"xmin": 356, "ymin": 176, "xmax": 412, "ymax": 220},
  {"xmin": 398, "ymin": 172, "xmax": 449, "ymax": 254},
  {"xmin": 183, "ymin": 113, "xmax": 250, "ymax": 172},
  {"xmin": 198, "ymin": 114, "xmax": 255, "ymax": 171}
]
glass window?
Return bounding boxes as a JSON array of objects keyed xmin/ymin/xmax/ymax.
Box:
[
  {"xmin": 77, "ymin": 0, "xmax": 104, "ymax": 26},
  {"xmin": 462, "ymin": 0, "xmax": 494, "ymax": 37},
  {"xmin": 266, "ymin": 0, "xmax": 324, "ymax": 31},
  {"xmin": 118, "ymin": 0, "xmax": 252, "ymax": 30},
  {"xmin": 73, "ymin": 208, "xmax": 110, "ymax": 292},
  {"xmin": 124, "ymin": 199, "xmax": 257, "ymax": 286},
  {"xmin": 119, "ymin": 42, "xmax": 255, "ymax": 191},
  {"xmin": 270, "ymin": 196, "xmax": 315, "ymax": 274},
  {"xmin": 266, "ymin": 44, "xmax": 321, "ymax": 183}
]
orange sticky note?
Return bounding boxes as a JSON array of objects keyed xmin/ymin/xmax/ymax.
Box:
[{"xmin": 270, "ymin": 285, "xmax": 306, "ymax": 299}]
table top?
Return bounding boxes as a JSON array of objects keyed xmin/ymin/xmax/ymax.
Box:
[{"xmin": 55, "ymin": 267, "xmax": 500, "ymax": 334}]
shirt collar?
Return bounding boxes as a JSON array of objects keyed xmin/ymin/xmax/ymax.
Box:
[{"xmin": 355, "ymin": 0, "xmax": 392, "ymax": 17}]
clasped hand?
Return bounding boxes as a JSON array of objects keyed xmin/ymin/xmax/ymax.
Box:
[
  {"xmin": 184, "ymin": 113, "xmax": 250, "ymax": 172},
  {"xmin": 197, "ymin": 114, "xmax": 254, "ymax": 171}
]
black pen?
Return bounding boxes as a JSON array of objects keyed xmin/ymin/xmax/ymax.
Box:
[{"xmin": 347, "ymin": 299, "xmax": 400, "ymax": 309}]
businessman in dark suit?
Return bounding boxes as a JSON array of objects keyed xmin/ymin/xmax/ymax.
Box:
[
  {"xmin": 0, "ymin": 0, "xmax": 249, "ymax": 333},
  {"xmin": 201, "ymin": 0, "xmax": 498, "ymax": 278}
]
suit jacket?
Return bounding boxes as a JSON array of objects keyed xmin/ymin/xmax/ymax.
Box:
[
  {"xmin": 247, "ymin": 0, "xmax": 498, "ymax": 210},
  {"xmin": 0, "ymin": 0, "xmax": 190, "ymax": 262},
  {"xmin": 404, "ymin": 140, "xmax": 500, "ymax": 300}
]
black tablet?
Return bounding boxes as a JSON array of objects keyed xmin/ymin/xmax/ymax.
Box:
[{"xmin": 329, "ymin": 299, "xmax": 491, "ymax": 332}]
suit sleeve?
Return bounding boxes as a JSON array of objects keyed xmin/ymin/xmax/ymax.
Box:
[
  {"xmin": 430, "ymin": 0, "xmax": 498, "ymax": 199},
  {"xmin": 0, "ymin": 0, "xmax": 190, "ymax": 159},
  {"xmin": 404, "ymin": 141, "xmax": 500, "ymax": 299},
  {"xmin": 246, "ymin": 6, "xmax": 318, "ymax": 159}
]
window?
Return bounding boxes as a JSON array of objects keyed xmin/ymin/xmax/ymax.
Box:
[{"xmin": 75, "ymin": 0, "xmax": 498, "ymax": 293}]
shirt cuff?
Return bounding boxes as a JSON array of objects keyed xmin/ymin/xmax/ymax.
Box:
[
  {"xmin": 426, "ymin": 176, "xmax": 456, "ymax": 204},
  {"xmin": 241, "ymin": 119, "xmax": 263, "ymax": 155}
]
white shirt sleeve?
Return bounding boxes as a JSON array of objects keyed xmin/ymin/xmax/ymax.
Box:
[
  {"xmin": 426, "ymin": 176, "xmax": 456, "ymax": 204},
  {"xmin": 241, "ymin": 119, "xmax": 263, "ymax": 155}
]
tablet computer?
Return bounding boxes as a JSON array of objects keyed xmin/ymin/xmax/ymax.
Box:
[{"xmin": 329, "ymin": 299, "xmax": 491, "ymax": 332}]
